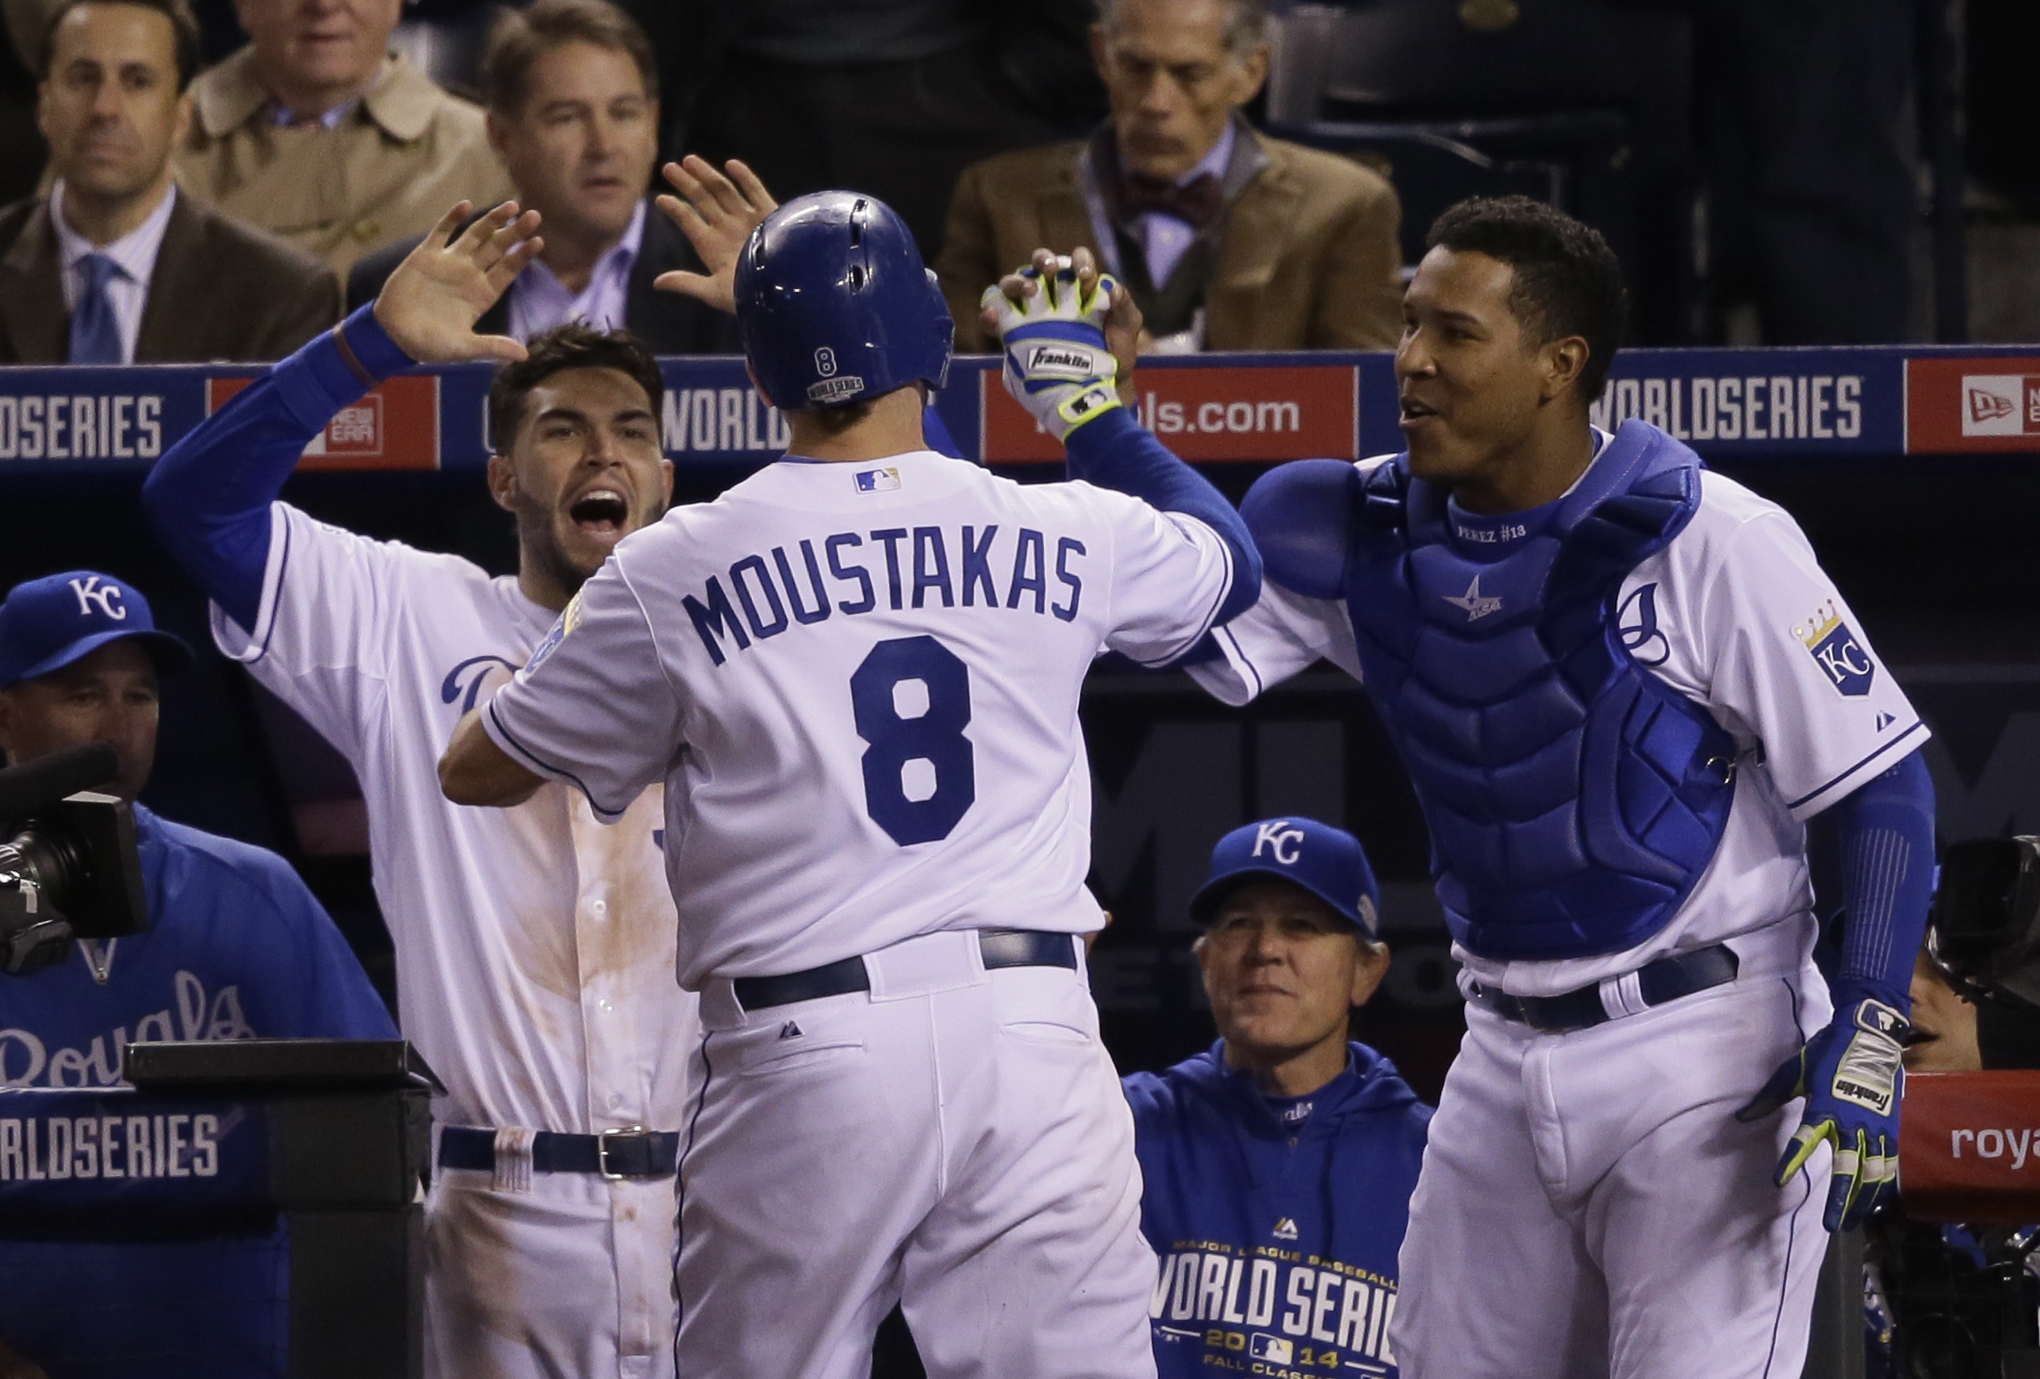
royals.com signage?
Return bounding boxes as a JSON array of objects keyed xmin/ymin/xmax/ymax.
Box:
[{"xmin": 3, "ymin": 345, "xmax": 2040, "ymax": 472}]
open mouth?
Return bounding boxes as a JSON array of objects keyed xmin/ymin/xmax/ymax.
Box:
[
  {"xmin": 568, "ymin": 488, "xmax": 629, "ymax": 537},
  {"xmin": 1399, "ymin": 396, "xmax": 1440, "ymax": 425}
]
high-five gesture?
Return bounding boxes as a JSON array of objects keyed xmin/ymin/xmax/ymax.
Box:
[
  {"xmin": 373, "ymin": 201, "xmax": 544, "ymax": 363},
  {"xmin": 653, "ymin": 156, "xmax": 778, "ymax": 314}
]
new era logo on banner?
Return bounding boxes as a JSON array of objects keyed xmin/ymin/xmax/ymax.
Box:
[
  {"xmin": 205, "ymin": 375, "xmax": 441, "ymax": 471},
  {"xmin": 1959, "ymin": 376, "xmax": 2040, "ymax": 436},
  {"xmin": 1905, "ymin": 357, "xmax": 2040, "ymax": 453}
]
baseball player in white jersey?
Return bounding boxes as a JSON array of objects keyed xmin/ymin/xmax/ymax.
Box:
[
  {"xmin": 1183, "ymin": 198, "xmax": 1937, "ymax": 1375},
  {"xmin": 439, "ymin": 197, "xmax": 1265, "ymax": 1378},
  {"xmin": 142, "ymin": 202, "xmax": 702, "ymax": 1378}
]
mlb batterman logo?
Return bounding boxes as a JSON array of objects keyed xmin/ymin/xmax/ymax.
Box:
[{"xmin": 1793, "ymin": 598, "xmax": 1876, "ymax": 697}]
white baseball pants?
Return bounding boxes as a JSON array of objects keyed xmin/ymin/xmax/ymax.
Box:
[
  {"xmin": 1392, "ymin": 959, "xmax": 1834, "ymax": 1379},
  {"xmin": 424, "ymin": 1166, "xmax": 676, "ymax": 1379},
  {"xmin": 677, "ymin": 928, "xmax": 1159, "ymax": 1379}
]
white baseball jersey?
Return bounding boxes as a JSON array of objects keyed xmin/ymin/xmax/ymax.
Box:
[
  {"xmin": 485, "ymin": 448, "xmax": 1236, "ymax": 987},
  {"xmin": 210, "ymin": 502, "xmax": 696, "ymax": 1378},
  {"xmin": 1189, "ymin": 456, "xmax": 1928, "ymax": 997}
]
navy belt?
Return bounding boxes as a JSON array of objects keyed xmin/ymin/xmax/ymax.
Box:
[
  {"xmin": 1467, "ymin": 943, "xmax": 1740, "ymax": 1033},
  {"xmin": 438, "ymin": 1126, "xmax": 680, "ymax": 1179},
  {"xmin": 732, "ymin": 928, "xmax": 1079, "ymax": 1012}
]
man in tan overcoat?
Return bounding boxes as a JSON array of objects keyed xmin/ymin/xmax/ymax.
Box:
[{"xmin": 173, "ymin": 0, "xmax": 512, "ymax": 276}]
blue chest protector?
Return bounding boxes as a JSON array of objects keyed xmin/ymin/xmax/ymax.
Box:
[{"xmin": 1343, "ymin": 421, "xmax": 1737, "ymax": 961}]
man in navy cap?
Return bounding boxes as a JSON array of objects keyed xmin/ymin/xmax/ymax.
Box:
[
  {"xmin": 0, "ymin": 569, "xmax": 393, "ymax": 1379},
  {"xmin": 1123, "ymin": 816, "xmax": 1431, "ymax": 1379}
]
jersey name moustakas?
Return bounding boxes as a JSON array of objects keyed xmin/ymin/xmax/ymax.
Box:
[
  {"xmin": 485, "ymin": 450, "xmax": 1236, "ymax": 986},
  {"xmin": 685, "ymin": 524, "xmax": 1089, "ymax": 665}
]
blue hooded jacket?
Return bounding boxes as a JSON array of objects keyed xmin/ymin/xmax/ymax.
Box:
[{"xmin": 1124, "ymin": 1041, "xmax": 1431, "ymax": 1379}]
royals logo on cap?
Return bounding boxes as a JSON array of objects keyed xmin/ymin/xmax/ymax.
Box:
[
  {"xmin": 1190, "ymin": 816, "xmax": 1381, "ymax": 936},
  {"xmin": 0, "ymin": 570, "xmax": 194, "ymax": 689}
]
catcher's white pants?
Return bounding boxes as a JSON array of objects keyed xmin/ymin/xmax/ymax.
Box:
[
  {"xmin": 423, "ymin": 1162, "xmax": 676, "ymax": 1379},
  {"xmin": 677, "ymin": 928, "xmax": 1158, "ymax": 1379},
  {"xmin": 1393, "ymin": 951, "xmax": 1834, "ymax": 1379}
]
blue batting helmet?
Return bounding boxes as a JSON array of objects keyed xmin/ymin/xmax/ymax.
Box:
[
  {"xmin": 1190, "ymin": 817, "xmax": 1381, "ymax": 938},
  {"xmin": 734, "ymin": 192, "xmax": 953, "ymax": 413}
]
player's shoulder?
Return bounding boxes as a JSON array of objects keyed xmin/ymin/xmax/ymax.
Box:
[
  {"xmin": 1662, "ymin": 467, "xmax": 1815, "ymax": 571},
  {"xmin": 143, "ymin": 809, "xmax": 319, "ymax": 916},
  {"xmin": 280, "ymin": 501, "xmax": 496, "ymax": 587}
]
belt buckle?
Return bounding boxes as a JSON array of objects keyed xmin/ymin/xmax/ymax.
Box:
[{"xmin": 597, "ymin": 1125, "xmax": 647, "ymax": 1180}]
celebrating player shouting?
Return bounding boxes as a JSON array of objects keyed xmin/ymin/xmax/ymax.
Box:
[
  {"xmin": 1186, "ymin": 197, "xmax": 1936, "ymax": 1376},
  {"xmin": 439, "ymin": 200, "xmax": 1260, "ymax": 1378},
  {"xmin": 141, "ymin": 201, "xmax": 697, "ymax": 1377}
]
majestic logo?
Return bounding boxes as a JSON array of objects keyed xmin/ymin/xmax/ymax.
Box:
[
  {"xmin": 1617, "ymin": 583, "xmax": 1670, "ymax": 666},
  {"xmin": 854, "ymin": 467, "xmax": 901, "ymax": 493},
  {"xmin": 1875, "ymin": 711, "xmax": 1896, "ymax": 732},
  {"xmin": 1023, "ymin": 342, "xmax": 1103, "ymax": 380},
  {"xmin": 814, "ymin": 347, "xmax": 838, "ymax": 378},
  {"xmin": 1252, "ymin": 821, "xmax": 1304, "ymax": 865},
  {"xmin": 1793, "ymin": 599, "xmax": 1875, "ymax": 697},
  {"xmin": 1442, "ymin": 574, "xmax": 1503, "ymax": 621},
  {"xmin": 68, "ymin": 576, "xmax": 126, "ymax": 621},
  {"xmin": 778, "ymin": 1021, "xmax": 803, "ymax": 1041},
  {"xmin": 1272, "ymin": 1217, "xmax": 1299, "ymax": 1242},
  {"xmin": 807, "ymin": 375, "xmax": 866, "ymax": 404}
]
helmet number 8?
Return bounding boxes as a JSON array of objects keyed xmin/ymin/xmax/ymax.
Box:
[{"xmin": 850, "ymin": 635, "xmax": 975, "ymax": 846}]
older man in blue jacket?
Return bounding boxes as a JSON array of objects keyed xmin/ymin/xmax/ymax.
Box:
[{"xmin": 1124, "ymin": 817, "xmax": 1431, "ymax": 1379}]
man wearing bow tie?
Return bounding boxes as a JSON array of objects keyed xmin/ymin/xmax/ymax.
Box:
[{"xmin": 937, "ymin": 0, "xmax": 1403, "ymax": 355}]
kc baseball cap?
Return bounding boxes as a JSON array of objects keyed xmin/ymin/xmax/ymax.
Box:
[
  {"xmin": 0, "ymin": 571, "xmax": 194, "ymax": 690},
  {"xmin": 1189, "ymin": 816, "xmax": 1381, "ymax": 937}
]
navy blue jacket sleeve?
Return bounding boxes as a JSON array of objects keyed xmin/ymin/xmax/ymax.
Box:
[
  {"xmin": 1062, "ymin": 406, "xmax": 1262, "ymax": 627},
  {"xmin": 140, "ymin": 305, "xmax": 415, "ymax": 631}
]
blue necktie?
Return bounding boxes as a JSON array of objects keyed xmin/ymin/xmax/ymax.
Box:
[{"xmin": 69, "ymin": 252, "xmax": 123, "ymax": 364}]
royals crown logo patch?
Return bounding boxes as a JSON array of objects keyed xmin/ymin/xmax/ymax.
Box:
[{"xmin": 1793, "ymin": 598, "xmax": 1876, "ymax": 698}]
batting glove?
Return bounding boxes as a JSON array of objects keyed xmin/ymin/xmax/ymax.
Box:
[
  {"xmin": 1734, "ymin": 986, "xmax": 1908, "ymax": 1232},
  {"xmin": 981, "ymin": 258, "xmax": 1123, "ymax": 442}
]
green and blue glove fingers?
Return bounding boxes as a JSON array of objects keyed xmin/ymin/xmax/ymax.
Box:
[
  {"xmin": 1734, "ymin": 988, "xmax": 1908, "ymax": 1232},
  {"xmin": 982, "ymin": 257, "xmax": 1124, "ymax": 442}
]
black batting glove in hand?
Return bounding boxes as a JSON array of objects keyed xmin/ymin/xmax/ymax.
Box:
[{"xmin": 1735, "ymin": 985, "xmax": 1908, "ymax": 1232}]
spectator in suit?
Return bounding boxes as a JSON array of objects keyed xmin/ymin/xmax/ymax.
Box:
[
  {"xmin": 347, "ymin": 0, "xmax": 727, "ymax": 354},
  {"xmin": 938, "ymin": 0, "xmax": 1404, "ymax": 354},
  {"xmin": 172, "ymin": 0, "xmax": 512, "ymax": 276},
  {"xmin": 0, "ymin": 0, "xmax": 338, "ymax": 364}
]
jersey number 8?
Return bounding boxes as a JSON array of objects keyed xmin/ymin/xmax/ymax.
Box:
[{"xmin": 851, "ymin": 636, "xmax": 976, "ymax": 846}]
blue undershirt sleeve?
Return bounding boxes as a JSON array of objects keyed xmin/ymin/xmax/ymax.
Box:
[
  {"xmin": 1061, "ymin": 406, "xmax": 1262, "ymax": 626},
  {"xmin": 1810, "ymin": 749, "xmax": 1936, "ymax": 1015},
  {"xmin": 140, "ymin": 305, "xmax": 416, "ymax": 631}
]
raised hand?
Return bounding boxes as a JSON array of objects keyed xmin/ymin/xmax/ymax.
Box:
[
  {"xmin": 373, "ymin": 201, "xmax": 543, "ymax": 364},
  {"xmin": 981, "ymin": 246, "xmax": 1126, "ymax": 442},
  {"xmin": 981, "ymin": 247, "xmax": 1141, "ymax": 403},
  {"xmin": 653, "ymin": 156, "xmax": 779, "ymax": 315}
]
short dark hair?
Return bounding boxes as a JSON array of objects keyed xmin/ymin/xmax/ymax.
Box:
[
  {"xmin": 1425, "ymin": 196, "xmax": 1626, "ymax": 403},
  {"xmin": 487, "ymin": 324, "xmax": 665, "ymax": 454},
  {"xmin": 40, "ymin": 0, "xmax": 201, "ymax": 90},
  {"xmin": 482, "ymin": 0, "xmax": 658, "ymax": 115}
]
